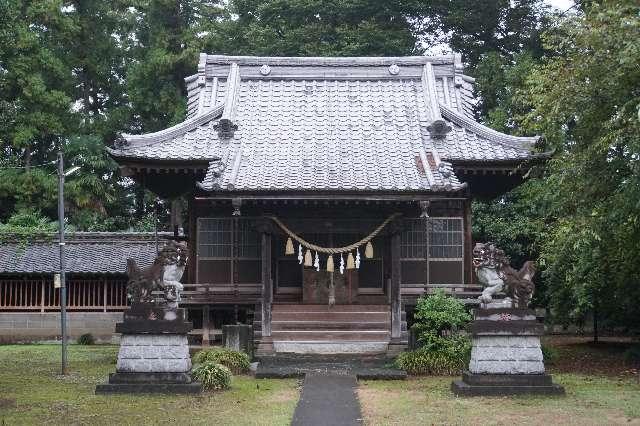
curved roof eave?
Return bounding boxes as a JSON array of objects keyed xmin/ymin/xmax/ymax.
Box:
[{"xmin": 440, "ymin": 103, "xmax": 540, "ymax": 151}]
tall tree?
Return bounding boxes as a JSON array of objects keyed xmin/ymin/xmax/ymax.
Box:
[{"xmin": 220, "ymin": 0, "xmax": 418, "ymax": 56}]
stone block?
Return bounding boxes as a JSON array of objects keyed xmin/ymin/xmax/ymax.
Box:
[{"xmin": 222, "ymin": 325, "xmax": 253, "ymax": 354}]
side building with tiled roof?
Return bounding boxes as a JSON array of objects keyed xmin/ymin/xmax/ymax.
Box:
[
  {"xmin": 105, "ymin": 54, "xmax": 545, "ymax": 354},
  {"xmin": 0, "ymin": 233, "xmax": 170, "ymax": 343}
]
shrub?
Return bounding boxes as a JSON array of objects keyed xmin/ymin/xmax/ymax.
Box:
[
  {"xmin": 192, "ymin": 362, "xmax": 232, "ymax": 391},
  {"xmin": 396, "ymin": 334, "xmax": 471, "ymax": 375},
  {"xmin": 541, "ymin": 344, "xmax": 558, "ymax": 365},
  {"xmin": 77, "ymin": 333, "xmax": 95, "ymax": 345},
  {"xmin": 193, "ymin": 348, "xmax": 250, "ymax": 374},
  {"xmin": 624, "ymin": 344, "xmax": 640, "ymax": 365},
  {"xmin": 398, "ymin": 291, "xmax": 472, "ymax": 375}
]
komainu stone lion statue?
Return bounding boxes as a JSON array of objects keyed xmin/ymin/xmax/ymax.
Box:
[
  {"xmin": 473, "ymin": 242, "xmax": 536, "ymax": 308},
  {"xmin": 126, "ymin": 240, "xmax": 188, "ymax": 305}
]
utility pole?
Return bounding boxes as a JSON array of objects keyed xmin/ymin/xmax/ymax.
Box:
[{"xmin": 57, "ymin": 150, "xmax": 68, "ymax": 375}]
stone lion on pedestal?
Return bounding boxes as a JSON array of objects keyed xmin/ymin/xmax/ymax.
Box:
[
  {"xmin": 126, "ymin": 240, "xmax": 188, "ymax": 305},
  {"xmin": 473, "ymin": 242, "xmax": 536, "ymax": 308}
]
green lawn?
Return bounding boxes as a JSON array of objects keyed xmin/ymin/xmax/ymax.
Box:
[
  {"xmin": 2, "ymin": 342, "xmax": 640, "ymax": 425},
  {"xmin": 0, "ymin": 345, "xmax": 299, "ymax": 425},
  {"xmin": 359, "ymin": 374, "xmax": 640, "ymax": 425}
]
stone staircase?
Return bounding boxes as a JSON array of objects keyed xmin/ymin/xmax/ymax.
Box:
[{"xmin": 268, "ymin": 304, "xmax": 394, "ymax": 354}]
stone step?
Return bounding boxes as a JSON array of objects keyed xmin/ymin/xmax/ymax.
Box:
[
  {"xmin": 271, "ymin": 320, "xmax": 390, "ymax": 331},
  {"xmin": 272, "ymin": 341, "xmax": 389, "ymax": 354},
  {"xmin": 271, "ymin": 330, "xmax": 390, "ymax": 341},
  {"xmin": 272, "ymin": 312, "xmax": 390, "ymax": 322},
  {"xmin": 272, "ymin": 304, "xmax": 390, "ymax": 312}
]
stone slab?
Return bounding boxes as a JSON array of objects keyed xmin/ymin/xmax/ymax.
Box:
[
  {"xmin": 451, "ymin": 380, "xmax": 565, "ymax": 396},
  {"xmin": 468, "ymin": 334, "xmax": 545, "ymax": 374},
  {"xmin": 273, "ymin": 341, "xmax": 388, "ymax": 354},
  {"xmin": 292, "ymin": 374, "xmax": 362, "ymax": 426},
  {"xmin": 116, "ymin": 320, "xmax": 193, "ymax": 334},
  {"xmin": 462, "ymin": 371, "xmax": 553, "ymax": 386},
  {"xmin": 115, "ymin": 334, "xmax": 192, "ymax": 373},
  {"xmin": 108, "ymin": 372, "xmax": 193, "ymax": 384},
  {"xmin": 95, "ymin": 382, "xmax": 202, "ymax": 395}
]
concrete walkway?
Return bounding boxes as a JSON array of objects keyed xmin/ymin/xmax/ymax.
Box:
[{"xmin": 291, "ymin": 373, "xmax": 362, "ymax": 426}]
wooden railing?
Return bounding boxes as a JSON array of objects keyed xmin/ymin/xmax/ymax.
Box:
[
  {"xmin": 401, "ymin": 283, "xmax": 483, "ymax": 304},
  {"xmin": 179, "ymin": 283, "xmax": 262, "ymax": 305},
  {"xmin": 0, "ymin": 277, "xmax": 129, "ymax": 312}
]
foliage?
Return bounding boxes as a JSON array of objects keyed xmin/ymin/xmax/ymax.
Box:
[
  {"xmin": 223, "ymin": 0, "xmax": 418, "ymax": 56},
  {"xmin": 623, "ymin": 345, "xmax": 640, "ymax": 366},
  {"xmin": 400, "ymin": 291, "xmax": 471, "ymax": 375},
  {"xmin": 192, "ymin": 361, "xmax": 232, "ymax": 391},
  {"xmin": 520, "ymin": 1, "xmax": 640, "ymax": 330},
  {"xmin": 395, "ymin": 334, "xmax": 471, "ymax": 375},
  {"xmin": 193, "ymin": 347, "xmax": 251, "ymax": 374},
  {"xmin": 76, "ymin": 333, "xmax": 95, "ymax": 345},
  {"xmin": 541, "ymin": 344, "xmax": 557, "ymax": 365},
  {"xmin": 412, "ymin": 290, "xmax": 471, "ymax": 344}
]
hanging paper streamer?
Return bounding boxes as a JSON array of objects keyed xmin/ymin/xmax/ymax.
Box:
[
  {"xmin": 314, "ymin": 252, "xmax": 320, "ymax": 271},
  {"xmin": 327, "ymin": 255, "xmax": 334, "ymax": 272},
  {"xmin": 346, "ymin": 252, "xmax": 355, "ymax": 269},
  {"xmin": 298, "ymin": 244, "xmax": 304, "ymax": 264},
  {"xmin": 285, "ymin": 237, "xmax": 294, "ymax": 255},
  {"xmin": 355, "ymin": 249, "xmax": 361, "ymax": 269},
  {"xmin": 304, "ymin": 249, "xmax": 313, "ymax": 267},
  {"xmin": 365, "ymin": 241, "xmax": 373, "ymax": 259},
  {"xmin": 340, "ymin": 254, "xmax": 345, "ymax": 274}
]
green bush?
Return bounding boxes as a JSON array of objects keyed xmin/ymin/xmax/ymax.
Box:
[
  {"xmin": 624, "ymin": 344, "xmax": 640, "ymax": 365},
  {"xmin": 396, "ymin": 334, "xmax": 471, "ymax": 375},
  {"xmin": 193, "ymin": 348, "xmax": 250, "ymax": 374},
  {"xmin": 192, "ymin": 362, "xmax": 232, "ymax": 391},
  {"xmin": 77, "ymin": 333, "xmax": 95, "ymax": 345},
  {"xmin": 541, "ymin": 344, "xmax": 558, "ymax": 365},
  {"xmin": 412, "ymin": 290, "xmax": 471, "ymax": 345},
  {"xmin": 399, "ymin": 291, "xmax": 472, "ymax": 375}
]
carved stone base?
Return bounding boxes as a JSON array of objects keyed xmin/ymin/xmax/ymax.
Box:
[
  {"xmin": 451, "ymin": 372, "xmax": 565, "ymax": 396},
  {"xmin": 96, "ymin": 307, "xmax": 201, "ymax": 394},
  {"xmin": 451, "ymin": 308, "xmax": 564, "ymax": 396}
]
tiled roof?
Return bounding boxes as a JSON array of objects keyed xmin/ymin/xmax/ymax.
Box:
[
  {"xmin": 0, "ymin": 233, "xmax": 171, "ymax": 274},
  {"xmin": 108, "ymin": 54, "xmax": 540, "ymax": 193}
]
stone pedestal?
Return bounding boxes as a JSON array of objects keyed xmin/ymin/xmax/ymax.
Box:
[
  {"xmin": 223, "ymin": 324, "xmax": 253, "ymax": 355},
  {"xmin": 96, "ymin": 303, "xmax": 202, "ymax": 394},
  {"xmin": 452, "ymin": 308, "xmax": 564, "ymax": 396}
]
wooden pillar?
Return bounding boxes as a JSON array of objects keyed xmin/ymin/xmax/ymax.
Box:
[
  {"xmin": 463, "ymin": 198, "xmax": 473, "ymax": 284},
  {"xmin": 103, "ymin": 277, "xmax": 108, "ymax": 312},
  {"xmin": 261, "ymin": 232, "xmax": 273, "ymax": 337},
  {"xmin": 202, "ymin": 305, "xmax": 210, "ymax": 346},
  {"xmin": 40, "ymin": 278, "xmax": 46, "ymax": 313},
  {"xmin": 390, "ymin": 233, "xmax": 402, "ymax": 339},
  {"xmin": 187, "ymin": 195, "xmax": 197, "ymax": 283}
]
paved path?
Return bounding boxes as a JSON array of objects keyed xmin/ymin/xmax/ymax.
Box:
[{"xmin": 291, "ymin": 373, "xmax": 362, "ymax": 426}]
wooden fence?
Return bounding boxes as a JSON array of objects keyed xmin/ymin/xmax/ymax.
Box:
[{"xmin": 0, "ymin": 276, "xmax": 129, "ymax": 312}]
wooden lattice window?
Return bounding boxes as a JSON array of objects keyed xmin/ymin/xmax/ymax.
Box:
[
  {"xmin": 197, "ymin": 218, "xmax": 261, "ymax": 285},
  {"xmin": 401, "ymin": 217, "xmax": 464, "ymax": 286}
]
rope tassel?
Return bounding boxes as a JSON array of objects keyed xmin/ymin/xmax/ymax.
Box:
[
  {"xmin": 304, "ymin": 249, "xmax": 313, "ymax": 267},
  {"xmin": 285, "ymin": 237, "xmax": 294, "ymax": 255},
  {"xmin": 346, "ymin": 252, "xmax": 355, "ymax": 269},
  {"xmin": 365, "ymin": 241, "xmax": 373, "ymax": 258},
  {"xmin": 327, "ymin": 255, "xmax": 334, "ymax": 272}
]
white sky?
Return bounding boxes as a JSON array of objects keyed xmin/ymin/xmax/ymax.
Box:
[{"xmin": 544, "ymin": 0, "xmax": 575, "ymax": 12}]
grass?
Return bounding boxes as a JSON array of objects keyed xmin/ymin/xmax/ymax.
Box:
[
  {"xmin": 0, "ymin": 345, "xmax": 299, "ymax": 425},
  {"xmin": 359, "ymin": 336, "xmax": 640, "ymax": 426},
  {"xmin": 359, "ymin": 375, "xmax": 640, "ymax": 425}
]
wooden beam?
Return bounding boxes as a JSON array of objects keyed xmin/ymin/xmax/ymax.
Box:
[
  {"xmin": 463, "ymin": 198, "xmax": 473, "ymax": 285},
  {"xmin": 261, "ymin": 233, "xmax": 273, "ymax": 337},
  {"xmin": 390, "ymin": 233, "xmax": 402, "ymax": 339}
]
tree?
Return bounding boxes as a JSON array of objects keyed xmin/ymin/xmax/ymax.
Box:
[
  {"xmin": 219, "ymin": 0, "xmax": 418, "ymax": 56},
  {"xmin": 521, "ymin": 1, "xmax": 639, "ymax": 332}
]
